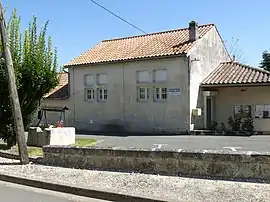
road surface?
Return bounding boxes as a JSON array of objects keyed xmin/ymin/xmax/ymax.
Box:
[
  {"xmin": 77, "ymin": 134, "xmax": 270, "ymax": 153},
  {"xmin": 22, "ymin": 132, "xmax": 270, "ymax": 152},
  {"xmin": 0, "ymin": 180, "xmax": 111, "ymax": 202}
]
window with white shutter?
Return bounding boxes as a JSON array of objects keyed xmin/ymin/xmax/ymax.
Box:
[
  {"xmin": 97, "ymin": 73, "xmax": 107, "ymax": 85},
  {"xmin": 84, "ymin": 74, "xmax": 94, "ymax": 86},
  {"xmin": 153, "ymin": 69, "xmax": 167, "ymax": 83},
  {"xmin": 136, "ymin": 71, "xmax": 150, "ymax": 83}
]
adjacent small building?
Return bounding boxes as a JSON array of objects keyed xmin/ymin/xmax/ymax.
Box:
[
  {"xmin": 201, "ymin": 62, "xmax": 270, "ymax": 133},
  {"xmin": 33, "ymin": 72, "xmax": 71, "ymax": 126}
]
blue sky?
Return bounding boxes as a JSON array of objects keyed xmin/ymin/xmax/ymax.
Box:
[{"xmin": 3, "ymin": 0, "xmax": 270, "ymax": 67}]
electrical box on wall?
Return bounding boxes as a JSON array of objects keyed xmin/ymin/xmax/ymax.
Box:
[{"xmin": 192, "ymin": 108, "xmax": 202, "ymax": 116}]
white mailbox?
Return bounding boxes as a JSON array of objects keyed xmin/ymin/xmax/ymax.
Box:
[{"xmin": 192, "ymin": 108, "xmax": 202, "ymax": 116}]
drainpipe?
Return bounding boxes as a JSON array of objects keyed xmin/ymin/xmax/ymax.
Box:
[
  {"xmin": 73, "ymin": 68, "xmax": 76, "ymax": 127},
  {"xmin": 122, "ymin": 63, "xmax": 126, "ymax": 122},
  {"xmin": 187, "ymin": 56, "xmax": 191, "ymax": 132}
]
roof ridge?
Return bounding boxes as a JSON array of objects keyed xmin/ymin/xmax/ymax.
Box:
[
  {"xmin": 221, "ymin": 61, "xmax": 270, "ymax": 74},
  {"xmin": 102, "ymin": 23, "xmax": 215, "ymax": 43}
]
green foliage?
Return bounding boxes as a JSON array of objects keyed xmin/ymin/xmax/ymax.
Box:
[
  {"xmin": 260, "ymin": 50, "xmax": 270, "ymax": 71},
  {"xmin": 219, "ymin": 122, "xmax": 226, "ymax": 132},
  {"xmin": 0, "ymin": 9, "xmax": 58, "ymax": 147},
  {"xmin": 241, "ymin": 117, "xmax": 254, "ymax": 132},
  {"xmin": 228, "ymin": 116, "xmax": 254, "ymax": 134},
  {"xmin": 228, "ymin": 116, "xmax": 242, "ymax": 131}
]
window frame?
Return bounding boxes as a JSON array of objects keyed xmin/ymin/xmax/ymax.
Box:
[
  {"xmin": 255, "ymin": 104, "xmax": 270, "ymax": 119},
  {"xmin": 154, "ymin": 87, "xmax": 168, "ymax": 101},
  {"xmin": 97, "ymin": 88, "xmax": 108, "ymax": 102},
  {"xmin": 233, "ymin": 104, "xmax": 252, "ymax": 118},
  {"xmin": 84, "ymin": 88, "xmax": 95, "ymax": 102},
  {"xmin": 137, "ymin": 87, "xmax": 150, "ymax": 101}
]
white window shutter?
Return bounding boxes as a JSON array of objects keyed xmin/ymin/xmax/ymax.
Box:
[
  {"xmin": 97, "ymin": 73, "xmax": 107, "ymax": 85},
  {"xmin": 85, "ymin": 75, "xmax": 94, "ymax": 86},
  {"xmin": 154, "ymin": 70, "xmax": 167, "ymax": 82},
  {"xmin": 137, "ymin": 71, "xmax": 150, "ymax": 83}
]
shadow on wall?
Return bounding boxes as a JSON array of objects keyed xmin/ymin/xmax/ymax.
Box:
[
  {"xmin": 101, "ymin": 119, "xmax": 129, "ymax": 133},
  {"xmin": 192, "ymin": 87, "xmax": 204, "ymax": 129},
  {"xmin": 76, "ymin": 119, "xmax": 189, "ymax": 136},
  {"xmin": 77, "ymin": 119, "xmax": 130, "ymax": 136}
]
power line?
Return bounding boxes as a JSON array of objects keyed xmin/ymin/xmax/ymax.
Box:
[
  {"xmin": 89, "ymin": 0, "xmax": 147, "ymax": 34},
  {"xmin": 89, "ymin": 0, "xmax": 174, "ymax": 50}
]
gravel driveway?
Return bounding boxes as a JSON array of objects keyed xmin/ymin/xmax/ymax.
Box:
[{"xmin": 0, "ymin": 157, "xmax": 269, "ymax": 201}]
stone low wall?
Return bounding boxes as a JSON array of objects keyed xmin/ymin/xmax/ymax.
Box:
[{"xmin": 43, "ymin": 146, "xmax": 270, "ymax": 180}]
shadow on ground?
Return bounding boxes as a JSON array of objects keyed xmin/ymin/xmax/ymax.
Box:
[
  {"xmin": 0, "ymin": 144, "xmax": 10, "ymax": 150},
  {"xmin": 0, "ymin": 162, "xmax": 21, "ymax": 165}
]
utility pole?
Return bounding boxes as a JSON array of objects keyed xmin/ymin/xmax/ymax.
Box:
[{"xmin": 0, "ymin": 2, "xmax": 29, "ymax": 164}]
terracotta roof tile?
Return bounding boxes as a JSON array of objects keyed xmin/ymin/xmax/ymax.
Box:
[
  {"xmin": 44, "ymin": 72, "xmax": 69, "ymax": 99},
  {"xmin": 65, "ymin": 24, "xmax": 214, "ymax": 66},
  {"xmin": 201, "ymin": 62, "xmax": 270, "ymax": 86}
]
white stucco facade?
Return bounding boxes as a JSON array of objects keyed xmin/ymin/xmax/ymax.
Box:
[
  {"xmin": 187, "ymin": 27, "xmax": 230, "ymax": 130},
  {"xmin": 69, "ymin": 57, "xmax": 190, "ymax": 134},
  {"xmin": 213, "ymin": 86, "xmax": 270, "ymax": 132},
  {"xmin": 63, "ymin": 26, "xmax": 232, "ymax": 134}
]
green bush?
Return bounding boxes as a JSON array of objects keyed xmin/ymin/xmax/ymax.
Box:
[{"xmin": 228, "ymin": 116, "xmax": 254, "ymax": 133}]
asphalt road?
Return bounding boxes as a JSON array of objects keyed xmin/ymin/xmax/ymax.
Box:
[
  {"xmin": 77, "ymin": 135, "xmax": 270, "ymax": 153},
  {"xmin": 0, "ymin": 180, "xmax": 111, "ymax": 202}
]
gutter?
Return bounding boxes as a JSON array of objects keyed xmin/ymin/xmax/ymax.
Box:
[
  {"xmin": 200, "ymin": 83, "xmax": 270, "ymax": 88},
  {"xmin": 63, "ymin": 53, "xmax": 187, "ymax": 68}
]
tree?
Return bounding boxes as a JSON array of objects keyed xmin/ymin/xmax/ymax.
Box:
[
  {"xmin": 259, "ymin": 50, "xmax": 270, "ymax": 71},
  {"xmin": 0, "ymin": 9, "xmax": 58, "ymax": 147},
  {"xmin": 224, "ymin": 37, "xmax": 245, "ymax": 63}
]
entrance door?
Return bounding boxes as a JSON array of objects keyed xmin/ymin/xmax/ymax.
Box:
[{"xmin": 206, "ymin": 97, "xmax": 212, "ymax": 128}]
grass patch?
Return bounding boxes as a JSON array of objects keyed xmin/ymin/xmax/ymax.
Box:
[
  {"xmin": 73, "ymin": 138, "xmax": 96, "ymax": 147},
  {"xmin": 1, "ymin": 138, "xmax": 96, "ymax": 157},
  {"xmin": 22, "ymin": 146, "xmax": 43, "ymax": 157}
]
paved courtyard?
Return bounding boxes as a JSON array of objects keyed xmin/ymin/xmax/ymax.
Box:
[{"xmin": 77, "ymin": 134, "xmax": 270, "ymax": 153}]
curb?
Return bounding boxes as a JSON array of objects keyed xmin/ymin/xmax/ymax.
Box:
[
  {"xmin": 0, "ymin": 173, "xmax": 165, "ymax": 202},
  {"xmin": 0, "ymin": 151, "xmax": 21, "ymax": 160},
  {"xmin": 0, "ymin": 151, "xmax": 43, "ymax": 164}
]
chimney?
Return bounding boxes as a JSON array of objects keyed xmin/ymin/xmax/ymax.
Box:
[{"xmin": 189, "ymin": 21, "xmax": 198, "ymax": 41}]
